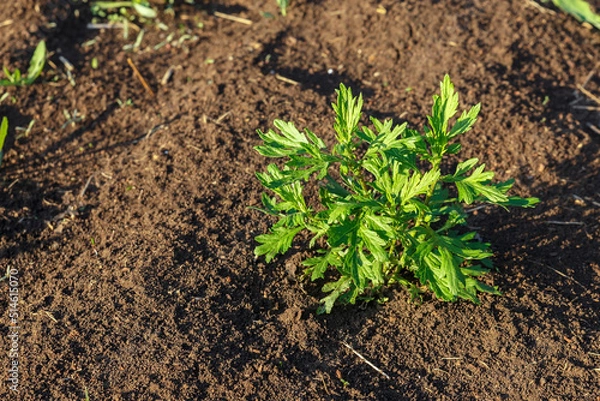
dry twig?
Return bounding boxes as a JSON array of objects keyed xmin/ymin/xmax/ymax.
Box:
[
  {"xmin": 127, "ymin": 57, "xmax": 155, "ymax": 97},
  {"xmin": 341, "ymin": 341, "xmax": 390, "ymax": 379},
  {"xmin": 214, "ymin": 11, "xmax": 252, "ymax": 25}
]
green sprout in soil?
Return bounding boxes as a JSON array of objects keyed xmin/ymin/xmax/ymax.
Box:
[
  {"xmin": 277, "ymin": 0, "xmax": 290, "ymax": 16},
  {"xmin": 0, "ymin": 41, "xmax": 46, "ymax": 87},
  {"xmin": 543, "ymin": 0, "xmax": 600, "ymax": 29},
  {"xmin": 0, "ymin": 117, "xmax": 8, "ymax": 167},
  {"xmin": 253, "ymin": 75, "xmax": 539, "ymax": 314}
]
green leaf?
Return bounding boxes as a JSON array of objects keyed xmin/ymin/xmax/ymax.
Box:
[
  {"xmin": 364, "ymin": 214, "xmax": 395, "ymax": 239},
  {"xmin": 302, "ymin": 249, "xmax": 340, "ymax": 281},
  {"xmin": 318, "ymin": 276, "xmax": 352, "ymax": 314},
  {"xmin": 447, "ymin": 142, "xmax": 462, "ymax": 154},
  {"xmin": 429, "ymin": 74, "xmax": 459, "ymax": 138},
  {"xmin": 552, "ymin": 0, "xmax": 600, "ymax": 30},
  {"xmin": 344, "ymin": 245, "xmax": 365, "ymax": 288},
  {"xmin": 438, "ymin": 246, "xmax": 464, "ymax": 296},
  {"xmin": 453, "ymin": 158, "xmax": 479, "ymax": 178},
  {"xmin": 454, "ymin": 164, "xmax": 508, "ymax": 204},
  {"xmin": 401, "ymin": 169, "xmax": 440, "ymax": 202},
  {"xmin": 256, "ymin": 120, "xmax": 310, "ymax": 157},
  {"xmin": 327, "ymin": 217, "xmax": 360, "ymax": 247},
  {"xmin": 2, "ymin": 66, "xmax": 12, "ymax": 81},
  {"xmin": 327, "ymin": 202, "xmax": 355, "ymax": 225},
  {"xmin": 448, "ymin": 103, "xmax": 480, "ymax": 139},
  {"xmin": 332, "ymin": 83, "xmax": 363, "ymax": 145},
  {"xmin": 254, "ymin": 225, "xmax": 304, "ymax": 262},
  {"xmin": 498, "ymin": 196, "xmax": 540, "ymax": 208},
  {"xmin": 0, "ymin": 116, "xmax": 8, "ymax": 167},
  {"xmin": 322, "ymin": 176, "xmax": 351, "ymax": 198},
  {"xmin": 132, "ymin": 2, "xmax": 157, "ymax": 18},
  {"xmin": 277, "ymin": 0, "xmax": 289, "ymax": 16},
  {"xmin": 25, "ymin": 41, "xmax": 46, "ymax": 84},
  {"xmin": 255, "ymin": 164, "xmax": 307, "ymax": 211},
  {"xmin": 358, "ymin": 248, "xmax": 385, "ymax": 286},
  {"xmin": 358, "ymin": 224, "xmax": 388, "ymax": 262}
]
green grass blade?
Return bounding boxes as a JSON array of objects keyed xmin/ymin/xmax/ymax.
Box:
[{"xmin": 0, "ymin": 116, "xmax": 8, "ymax": 167}]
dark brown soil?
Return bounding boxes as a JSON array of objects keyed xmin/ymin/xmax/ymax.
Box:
[{"xmin": 1, "ymin": 0, "xmax": 599, "ymax": 400}]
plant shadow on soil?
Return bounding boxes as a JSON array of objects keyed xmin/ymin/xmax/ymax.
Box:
[{"xmin": 166, "ymin": 213, "xmax": 435, "ymax": 400}]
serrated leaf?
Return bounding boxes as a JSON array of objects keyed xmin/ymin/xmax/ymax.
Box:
[
  {"xmin": 318, "ymin": 276, "xmax": 352, "ymax": 314},
  {"xmin": 333, "ymin": 83, "xmax": 363, "ymax": 145},
  {"xmin": 304, "ymin": 128, "xmax": 326, "ymax": 150},
  {"xmin": 454, "ymin": 164, "xmax": 508, "ymax": 204},
  {"xmin": 364, "ymin": 214, "xmax": 395, "ymax": 239},
  {"xmin": 358, "ymin": 225, "xmax": 388, "ymax": 262},
  {"xmin": 452, "ymin": 158, "xmax": 479, "ymax": 178},
  {"xmin": 357, "ymin": 126, "xmax": 377, "ymax": 142},
  {"xmin": 429, "ymin": 74, "xmax": 459, "ymax": 137},
  {"xmin": 258, "ymin": 193, "xmax": 280, "ymax": 215},
  {"xmin": 256, "ymin": 164, "xmax": 307, "ymax": 211},
  {"xmin": 415, "ymin": 256, "xmax": 446, "ymax": 299},
  {"xmin": 448, "ymin": 103, "xmax": 480, "ymax": 139},
  {"xmin": 322, "ymin": 176, "xmax": 351, "ymax": 198},
  {"xmin": 438, "ymin": 246, "xmax": 463, "ymax": 296},
  {"xmin": 358, "ymin": 248, "xmax": 384, "ymax": 286},
  {"xmin": 343, "ymin": 245, "xmax": 365, "ymax": 288},
  {"xmin": 256, "ymin": 120, "xmax": 309, "ymax": 157},
  {"xmin": 254, "ymin": 225, "xmax": 303, "ymax": 263},
  {"xmin": 461, "ymin": 264, "xmax": 490, "ymax": 277},
  {"xmin": 307, "ymin": 220, "xmax": 330, "ymax": 248},
  {"xmin": 303, "ymin": 249, "xmax": 339, "ymax": 281},
  {"xmin": 327, "ymin": 203, "xmax": 355, "ymax": 224},
  {"xmin": 401, "ymin": 169, "xmax": 440, "ymax": 202},
  {"xmin": 327, "ymin": 217, "xmax": 360, "ymax": 247},
  {"xmin": 437, "ymin": 234, "xmax": 493, "ymax": 260}
]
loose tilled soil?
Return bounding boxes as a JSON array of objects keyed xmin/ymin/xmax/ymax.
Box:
[{"xmin": 1, "ymin": 0, "xmax": 599, "ymax": 400}]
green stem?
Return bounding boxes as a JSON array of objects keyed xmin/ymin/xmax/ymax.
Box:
[{"xmin": 93, "ymin": 1, "xmax": 134, "ymax": 9}]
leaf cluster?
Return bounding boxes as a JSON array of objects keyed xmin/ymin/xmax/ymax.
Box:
[
  {"xmin": 0, "ymin": 41, "xmax": 46, "ymax": 87},
  {"xmin": 253, "ymin": 75, "xmax": 539, "ymax": 313}
]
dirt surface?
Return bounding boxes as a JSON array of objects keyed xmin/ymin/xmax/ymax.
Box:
[{"xmin": 1, "ymin": 0, "xmax": 599, "ymax": 399}]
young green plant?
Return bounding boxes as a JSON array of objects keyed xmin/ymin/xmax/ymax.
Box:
[
  {"xmin": 253, "ymin": 75, "xmax": 539, "ymax": 314},
  {"xmin": 0, "ymin": 117, "xmax": 8, "ymax": 167},
  {"xmin": 277, "ymin": 0, "xmax": 290, "ymax": 16},
  {"xmin": 542, "ymin": 0, "xmax": 600, "ymax": 30},
  {"xmin": 0, "ymin": 41, "xmax": 46, "ymax": 87}
]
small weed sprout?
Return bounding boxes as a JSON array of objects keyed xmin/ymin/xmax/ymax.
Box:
[
  {"xmin": 277, "ymin": 0, "xmax": 290, "ymax": 16},
  {"xmin": 0, "ymin": 41, "xmax": 46, "ymax": 87},
  {"xmin": 0, "ymin": 117, "xmax": 8, "ymax": 167},
  {"xmin": 253, "ymin": 75, "xmax": 539, "ymax": 313}
]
